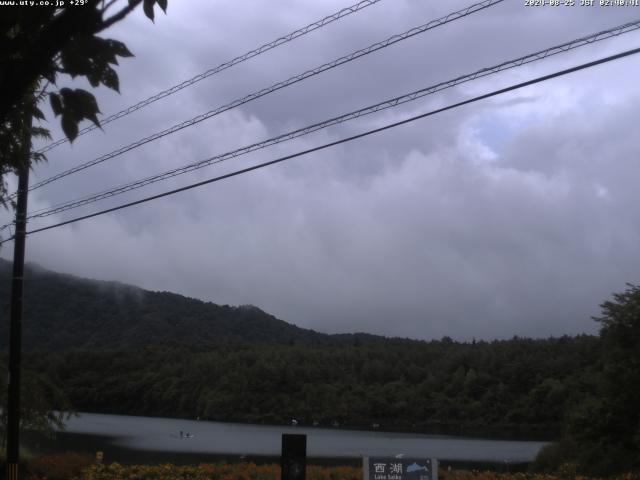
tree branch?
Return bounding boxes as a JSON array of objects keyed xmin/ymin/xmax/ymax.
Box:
[
  {"xmin": 34, "ymin": 80, "xmax": 51, "ymax": 99},
  {"xmin": 100, "ymin": 0, "xmax": 120, "ymax": 15},
  {"xmin": 101, "ymin": 0, "xmax": 143, "ymax": 30}
]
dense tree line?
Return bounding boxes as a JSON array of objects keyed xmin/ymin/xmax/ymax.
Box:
[
  {"xmin": 22, "ymin": 335, "xmax": 600, "ymax": 438},
  {"xmin": 0, "ymin": 360, "xmax": 71, "ymax": 445},
  {"xmin": 535, "ymin": 284, "xmax": 640, "ymax": 475}
]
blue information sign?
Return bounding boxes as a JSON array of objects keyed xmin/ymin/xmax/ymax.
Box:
[{"xmin": 364, "ymin": 457, "xmax": 437, "ymax": 480}]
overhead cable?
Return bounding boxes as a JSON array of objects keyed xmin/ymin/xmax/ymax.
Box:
[
  {"xmin": 26, "ymin": 0, "xmax": 504, "ymax": 193},
  {"xmin": 4, "ymin": 46, "xmax": 637, "ymax": 244},
  {"xmin": 36, "ymin": 0, "xmax": 386, "ymax": 154},
  {"xmin": 22, "ymin": 19, "xmax": 640, "ymax": 221}
]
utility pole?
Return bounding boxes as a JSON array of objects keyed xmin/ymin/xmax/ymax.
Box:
[{"xmin": 5, "ymin": 109, "xmax": 32, "ymax": 480}]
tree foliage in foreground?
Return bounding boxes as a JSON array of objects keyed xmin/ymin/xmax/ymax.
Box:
[
  {"xmin": 0, "ymin": 360, "xmax": 71, "ymax": 446},
  {"xmin": 1, "ymin": 0, "xmax": 168, "ymax": 448},
  {"xmin": 0, "ymin": 0, "xmax": 167, "ymax": 206},
  {"xmin": 534, "ymin": 284, "xmax": 640, "ymax": 476}
]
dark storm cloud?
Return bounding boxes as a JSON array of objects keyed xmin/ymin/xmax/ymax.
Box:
[{"xmin": 3, "ymin": 0, "xmax": 640, "ymax": 340}]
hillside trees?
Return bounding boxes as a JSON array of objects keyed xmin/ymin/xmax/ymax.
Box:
[
  {"xmin": 534, "ymin": 284, "xmax": 640, "ymax": 475},
  {"xmin": 23, "ymin": 336, "xmax": 601, "ymax": 436},
  {"xmin": 0, "ymin": 360, "xmax": 71, "ymax": 446},
  {"xmin": 569, "ymin": 284, "xmax": 640, "ymax": 473}
]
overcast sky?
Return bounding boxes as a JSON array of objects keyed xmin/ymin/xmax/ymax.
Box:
[{"xmin": 2, "ymin": 0, "xmax": 640, "ymax": 340}]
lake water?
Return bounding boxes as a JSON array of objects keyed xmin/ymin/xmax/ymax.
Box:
[{"xmin": 51, "ymin": 413, "xmax": 547, "ymax": 463}]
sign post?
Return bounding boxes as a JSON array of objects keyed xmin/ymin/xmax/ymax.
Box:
[{"xmin": 281, "ymin": 433, "xmax": 306, "ymax": 480}]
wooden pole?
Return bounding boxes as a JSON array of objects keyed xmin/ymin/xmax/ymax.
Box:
[{"xmin": 5, "ymin": 108, "xmax": 32, "ymax": 480}]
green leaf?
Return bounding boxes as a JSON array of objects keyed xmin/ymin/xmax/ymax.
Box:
[
  {"xmin": 101, "ymin": 66, "xmax": 119, "ymax": 92},
  {"xmin": 108, "ymin": 39, "xmax": 134, "ymax": 58},
  {"xmin": 143, "ymin": 0, "xmax": 155, "ymax": 21},
  {"xmin": 61, "ymin": 112, "xmax": 79, "ymax": 142},
  {"xmin": 49, "ymin": 93, "xmax": 62, "ymax": 117},
  {"xmin": 156, "ymin": 0, "xmax": 167, "ymax": 13},
  {"xmin": 86, "ymin": 70, "xmax": 101, "ymax": 87},
  {"xmin": 59, "ymin": 88, "xmax": 101, "ymax": 128},
  {"xmin": 31, "ymin": 151, "xmax": 47, "ymax": 164},
  {"xmin": 71, "ymin": 89, "xmax": 101, "ymax": 127},
  {"xmin": 32, "ymin": 106, "xmax": 45, "ymax": 121},
  {"xmin": 30, "ymin": 127, "xmax": 51, "ymax": 140},
  {"xmin": 93, "ymin": 37, "xmax": 118, "ymax": 65},
  {"xmin": 60, "ymin": 39, "xmax": 92, "ymax": 78}
]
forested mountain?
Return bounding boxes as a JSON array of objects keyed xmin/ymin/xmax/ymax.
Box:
[
  {"xmin": 0, "ymin": 259, "xmax": 378, "ymax": 350},
  {"xmin": 1, "ymin": 259, "xmax": 637, "ymax": 475},
  {"xmin": 23, "ymin": 335, "xmax": 600, "ymax": 439},
  {"xmin": 2, "ymin": 258, "xmax": 638, "ymax": 474},
  {"xmin": 0, "ymin": 258, "xmax": 602, "ymax": 436},
  {"xmin": 0, "ymin": 258, "xmax": 602, "ymax": 438}
]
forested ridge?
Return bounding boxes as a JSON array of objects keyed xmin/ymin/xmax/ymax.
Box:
[
  {"xmin": 22, "ymin": 335, "xmax": 600, "ymax": 438},
  {"xmin": 0, "ymin": 259, "xmax": 378, "ymax": 350}
]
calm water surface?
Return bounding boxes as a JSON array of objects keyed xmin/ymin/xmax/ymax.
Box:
[{"xmin": 57, "ymin": 413, "xmax": 547, "ymax": 462}]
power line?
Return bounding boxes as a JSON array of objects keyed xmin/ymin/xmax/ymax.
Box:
[
  {"xmin": 21, "ymin": 18, "xmax": 640, "ymax": 222},
  {"xmin": 36, "ymin": 0, "xmax": 385, "ymax": 154},
  {"xmin": 25, "ymin": 0, "xmax": 504, "ymax": 194},
  {"xmin": 5, "ymin": 46, "xmax": 637, "ymax": 245}
]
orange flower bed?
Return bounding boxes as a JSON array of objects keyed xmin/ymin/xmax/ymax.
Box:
[
  {"xmin": 68, "ymin": 462, "xmax": 361, "ymax": 480},
  {"xmin": 25, "ymin": 460, "xmax": 638, "ymax": 480},
  {"xmin": 438, "ymin": 471, "xmax": 639, "ymax": 480}
]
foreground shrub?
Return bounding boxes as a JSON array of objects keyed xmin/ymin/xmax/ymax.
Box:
[
  {"xmin": 28, "ymin": 451, "xmax": 94, "ymax": 480},
  {"xmin": 28, "ymin": 461, "xmax": 639, "ymax": 480},
  {"xmin": 439, "ymin": 471, "xmax": 640, "ymax": 480},
  {"xmin": 532, "ymin": 439, "xmax": 579, "ymax": 473},
  {"xmin": 80, "ymin": 463, "xmax": 362, "ymax": 480}
]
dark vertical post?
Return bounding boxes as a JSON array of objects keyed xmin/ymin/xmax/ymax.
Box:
[
  {"xmin": 6, "ymin": 113, "xmax": 31, "ymax": 480},
  {"xmin": 281, "ymin": 434, "xmax": 306, "ymax": 480}
]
